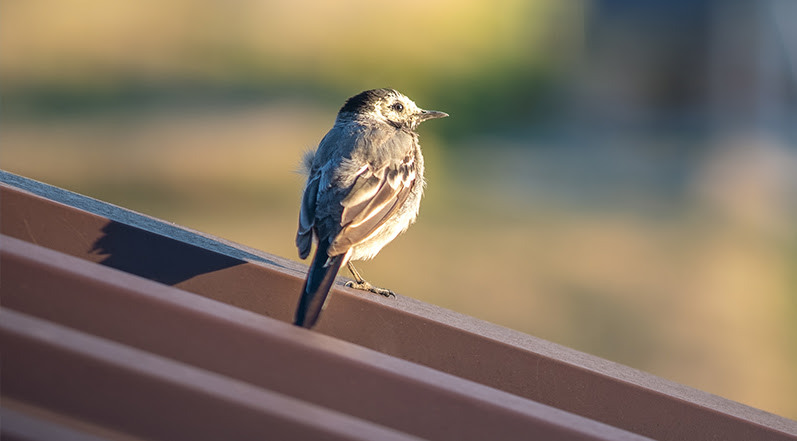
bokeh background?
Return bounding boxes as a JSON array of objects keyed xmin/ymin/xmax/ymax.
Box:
[{"xmin": 2, "ymin": 0, "xmax": 796, "ymax": 418}]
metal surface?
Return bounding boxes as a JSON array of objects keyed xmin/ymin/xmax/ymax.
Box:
[
  {"xmin": 1, "ymin": 404, "xmax": 144, "ymax": 441},
  {"xmin": 1, "ymin": 235, "xmax": 645, "ymax": 441},
  {"xmin": 2, "ymin": 170, "xmax": 796, "ymax": 440},
  {"xmin": 1, "ymin": 310, "xmax": 423, "ymax": 441}
]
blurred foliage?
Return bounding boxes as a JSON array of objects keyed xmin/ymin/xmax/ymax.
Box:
[{"xmin": 1, "ymin": 0, "xmax": 580, "ymax": 137}]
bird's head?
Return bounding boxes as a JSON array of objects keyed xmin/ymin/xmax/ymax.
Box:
[{"xmin": 338, "ymin": 88, "xmax": 448, "ymax": 130}]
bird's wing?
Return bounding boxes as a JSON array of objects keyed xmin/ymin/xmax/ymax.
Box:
[
  {"xmin": 327, "ymin": 153, "xmax": 416, "ymax": 256},
  {"xmin": 296, "ymin": 173, "xmax": 320, "ymax": 259}
]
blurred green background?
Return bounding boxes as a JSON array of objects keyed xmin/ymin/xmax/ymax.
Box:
[{"xmin": 2, "ymin": 0, "xmax": 796, "ymax": 418}]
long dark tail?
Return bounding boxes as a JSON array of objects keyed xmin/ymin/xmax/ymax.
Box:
[{"xmin": 294, "ymin": 242, "xmax": 343, "ymax": 328}]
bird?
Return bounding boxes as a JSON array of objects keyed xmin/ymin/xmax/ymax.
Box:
[{"xmin": 294, "ymin": 88, "xmax": 448, "ymax": 328}]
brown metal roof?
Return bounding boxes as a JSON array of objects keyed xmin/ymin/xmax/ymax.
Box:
[{"xmin": 2, "ymin": 170, "xmax": 796, "ymax": 441}]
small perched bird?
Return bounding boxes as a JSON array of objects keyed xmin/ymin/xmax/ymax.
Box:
[{"xmin": 294, "ymin": 88, "xmax": 448, "ymax": 328}]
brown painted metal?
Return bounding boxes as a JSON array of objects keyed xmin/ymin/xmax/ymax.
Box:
[
  {"xmin": 2, "ymin": 171, "xmax": 796, "ymax": 440},
  {"xmin": 1, "ymin": 235, "xmax": 649, "ymax": 441},
  {"xmin": 1, "ymin": 310, "xmax": 424, "ymax": 441},
  {"xmin": 1, "ymin": 404, "xmax": 144, "ymax": 441}
]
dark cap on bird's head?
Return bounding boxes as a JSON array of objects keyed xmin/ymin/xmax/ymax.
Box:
[{"xmin": 338, "ymin": 88, "xmax": 448, "ymax": 130}]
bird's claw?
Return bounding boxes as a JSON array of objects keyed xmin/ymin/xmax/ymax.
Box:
[
  {"xmin": 381, "ymin": 289, "xmax": 397, "ymax": 299},
  {"xmin": 345, "ymin": 280, "xmax": 396, "ymax": 298}
]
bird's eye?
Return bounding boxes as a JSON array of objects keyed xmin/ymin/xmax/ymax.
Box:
[{"xmin": 391, "ymin": 102, "xmax": 404, "ymax": 112}]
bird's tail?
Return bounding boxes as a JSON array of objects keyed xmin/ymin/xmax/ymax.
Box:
[{"xmin": 294, "ymin": 242, "xmax": 343, "ymax": 328}]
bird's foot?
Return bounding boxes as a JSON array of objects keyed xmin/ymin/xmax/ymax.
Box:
[{"xmin": 345, "ymin": 280, "xmax": 396, "ymax": 298}]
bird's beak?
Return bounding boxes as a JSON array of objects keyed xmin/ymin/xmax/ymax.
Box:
[{"xmin": 417, "ymin": 109, "xmax": 449, "ymax": 123}]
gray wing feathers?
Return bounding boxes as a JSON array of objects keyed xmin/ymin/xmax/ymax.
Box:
[
  {"xmin": 296, "ymin": 124, "xmax": 416, "ymax": 259},
  {"xmin": 296, "ymin": 174, "xmax": 319, "ymax": 259},
  {"xmin": 329, "ymin": 156, "xmax": 415, "ymax": 256}
]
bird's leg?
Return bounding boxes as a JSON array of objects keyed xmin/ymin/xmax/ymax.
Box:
[
  {"xmin": 346, "ymin": 261, "xmax": 366, "ymax": 284},
  {"xmin": 345, "ymin": 262, "xmax": 396, "ymax": 298}
]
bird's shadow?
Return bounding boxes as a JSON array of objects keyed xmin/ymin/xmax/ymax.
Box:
[{"xmin": 89, "ymin": 221, "xmax": 266, "ymax": 285}]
